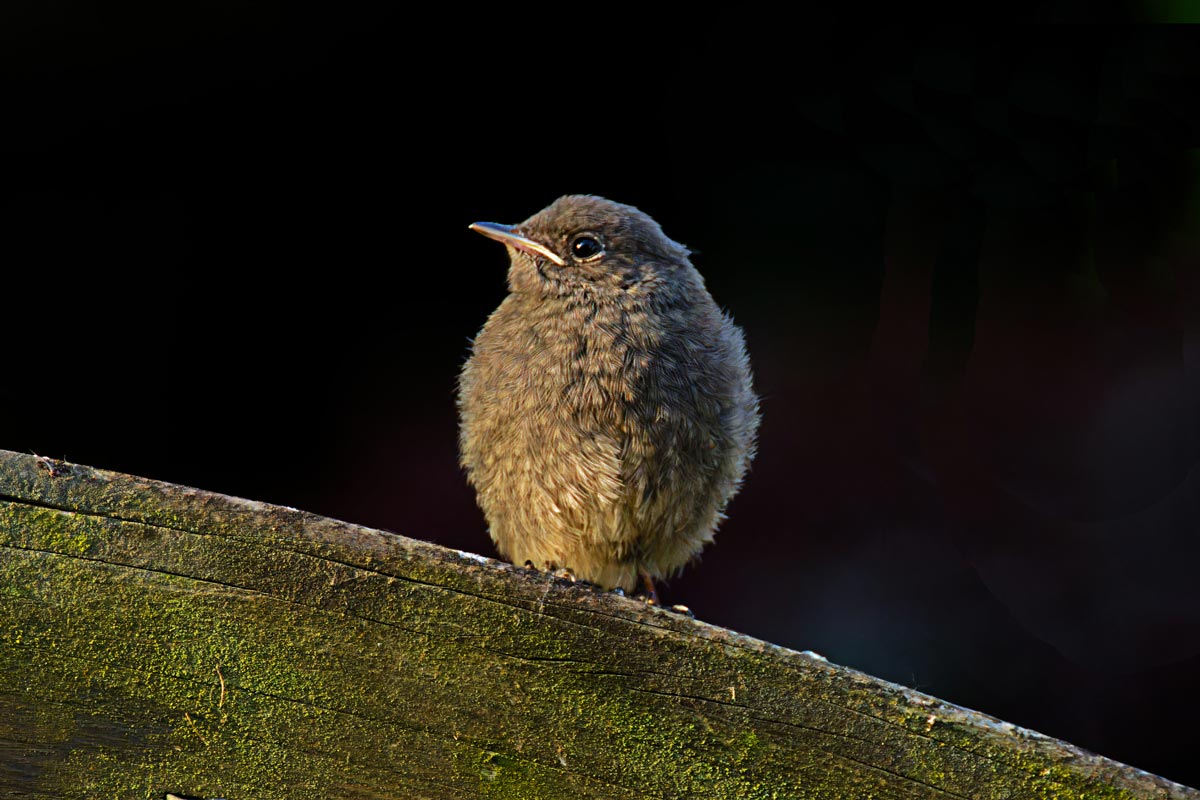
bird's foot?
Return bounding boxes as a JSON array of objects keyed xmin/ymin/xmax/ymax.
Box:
[{"xmin": 636, "ymin": 569, "xmax": 660, "ymax": 606}]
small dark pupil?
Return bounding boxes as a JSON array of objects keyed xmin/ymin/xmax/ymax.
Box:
[{"xmin": 573, "ymin": 237, "xmax": 601, "ymax": 259}]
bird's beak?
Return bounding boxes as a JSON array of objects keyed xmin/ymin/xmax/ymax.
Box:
[{"xmin": 469, "ymin": 222, "xmax": 566, "ymax": 267}]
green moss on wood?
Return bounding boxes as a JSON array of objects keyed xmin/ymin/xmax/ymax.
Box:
[{"xmin": 0, "ymin": 451, "xmax": 1194, "ymax": 800}]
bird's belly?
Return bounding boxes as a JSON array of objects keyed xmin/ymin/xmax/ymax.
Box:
[{"xmin": 491, "ymin": 366, "xmax": 717, "ymax": 542}]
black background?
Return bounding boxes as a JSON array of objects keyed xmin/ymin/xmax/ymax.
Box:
[{"xmin": 4, "ymin": 7, "xmax": 1199, "ymax": 788}]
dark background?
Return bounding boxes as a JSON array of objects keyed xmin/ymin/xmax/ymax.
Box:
[{"xmin": 4, "ymin": 7, "xmax": 1199, "ymax": 788}]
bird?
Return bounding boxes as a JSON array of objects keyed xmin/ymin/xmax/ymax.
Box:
[{"xmin": 458, "ymin": 195, "xmax": 759, "ymax": 603}]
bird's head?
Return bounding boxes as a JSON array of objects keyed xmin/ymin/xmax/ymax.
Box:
[{"xmin": 470, "ymin": 195, "xmax": 700, "ymax": 301}]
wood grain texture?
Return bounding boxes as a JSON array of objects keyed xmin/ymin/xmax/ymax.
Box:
[{"xmin": 0, "ymin": 449, "xmax": 1193, "ymax": 799}]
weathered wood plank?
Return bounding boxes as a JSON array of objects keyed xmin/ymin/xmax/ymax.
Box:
[{"xmin": 0, "ymin": 449, "xmax": 1193, "ymax": 799}]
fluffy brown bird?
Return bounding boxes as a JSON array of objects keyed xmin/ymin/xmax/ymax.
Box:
[{"xmin": 458, "ymin": 195, "xmax": 759, "ymax": 601}]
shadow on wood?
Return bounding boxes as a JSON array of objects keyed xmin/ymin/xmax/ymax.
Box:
[{"xmin": 0, "ymin": 449, "xmax": 1194, "ymax": 799}]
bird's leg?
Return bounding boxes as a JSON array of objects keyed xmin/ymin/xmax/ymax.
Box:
[{"xmin": 638, "ymin": 568, "xmax": 660, "ymax": 606}]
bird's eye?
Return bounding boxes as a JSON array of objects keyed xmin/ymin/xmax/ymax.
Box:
[{"xmin": 570, "ymin": 234, "xmax": 604, "ymax": 262}]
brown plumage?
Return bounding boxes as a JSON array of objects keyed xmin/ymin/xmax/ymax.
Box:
[{"xmin": 458, "ymin": 195, "xmax": 759, "ymax": 596}]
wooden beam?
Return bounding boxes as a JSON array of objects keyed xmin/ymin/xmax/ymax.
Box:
[{"xmin": 0, "ymin": 449, "xmax": 1193, "ymax": 799}]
